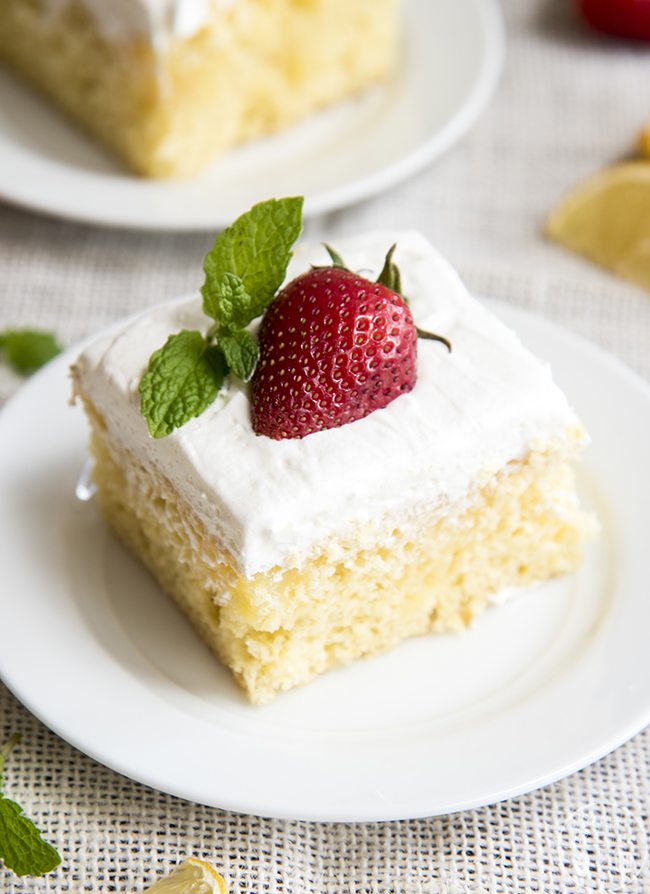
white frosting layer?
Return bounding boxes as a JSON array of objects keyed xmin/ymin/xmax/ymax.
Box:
[
  {"xmin": 75, "ymin": 232, "xmax": 584, "ymax": 578},
  {"xmin": 43, "ymin": 0, "xmax": 229, "ymax": 44}
]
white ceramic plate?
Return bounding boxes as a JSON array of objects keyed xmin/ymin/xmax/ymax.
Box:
[
  {"xmin": 1, "ymin": 302, "xmax": 649, "ymax": 822},
  {"xmin": 0, "ymin": 0, "xmax": 503, "ymax": 230}
]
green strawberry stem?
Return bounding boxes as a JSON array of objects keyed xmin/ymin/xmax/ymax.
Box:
[
  {"xmin": 324, "ymin": 244, "xmax": 347, "ymax": 268},
  {"xmin": 376, "ymin": 245, "xmax": 451, "ymax": 351},
  {"xmin": 376, "ymin": 244, "xmax": 404, "ymax": 296},
  {"xmin": 325, "ymin": 242, "xmax": 453, "ymax": 352},
  {"xmin": 416, "ymin": 328, "xmax": 452, "ymax": 352}
]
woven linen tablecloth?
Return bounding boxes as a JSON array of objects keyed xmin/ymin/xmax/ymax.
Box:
[{"xmin": 1, "ymin": 1, "xmax": 650, "ymax": 892}]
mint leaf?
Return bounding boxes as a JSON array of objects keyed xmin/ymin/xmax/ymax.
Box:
[
  {"xmin": 141, "ymin": 197, "xmax": 304, "ymax": 437},
  {"xmin": 0, "ymin": 329, "xmax": 62, "ymax": 374},
  {"xmin": 0, "ymin": 800, "xmax": 61, "ymax": 877},
  {"xmin": 0, "ymin": 736, "xmax": 61, "ymax": 878},
  {"xmin": 220, "ymin": 329, "xmax": 259, "ymax": 382},
  {"xmin": 139, "ymin": 330, "xmax": 225, "ymax": 438},
  {"xmin": 205, "ymin": 272, "xmax": 253, "ymax": 332},
  {"xmin": 202, "ymin": 197, "xmax": 303, "ymax": 327}
]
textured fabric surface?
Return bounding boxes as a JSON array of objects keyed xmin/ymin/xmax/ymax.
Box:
[{"xmin": 1, "ymin": 1, "xmax": 649, "ymax": 891}]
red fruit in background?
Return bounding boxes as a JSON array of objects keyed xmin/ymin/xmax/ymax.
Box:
[
  {"xmin": 251, "ymin": 266, "xmax": 418, "ymax": 440},
  {"xmin": 578, "ymin": 0, "xmax": 650, "ymax": 40}
]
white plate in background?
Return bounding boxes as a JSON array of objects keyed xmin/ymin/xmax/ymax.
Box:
[{"xmin": 0, "ymin": 0, "xmax": 504, "ymax": 230}]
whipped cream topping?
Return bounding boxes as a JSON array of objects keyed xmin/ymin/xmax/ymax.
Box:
[
  {"xmin": 75, "ymin": 232, "xmax": 584, "ymax": 578},
  {"xmin": 42, "ymin": 0, "xmax": 231, "ymax": 45}
]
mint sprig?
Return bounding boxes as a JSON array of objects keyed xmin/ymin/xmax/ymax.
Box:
[
  {"xmin": 220, "ymin": 329, "xmax": 259, "ymax": 382},
  {"xmin": 0, "ymin": 735, "xmax": 61, "ymax": 878},
  {"xmin": 208, "ymin": 272, "xmax": 253, "ymax": 331},
  {"xmin": 202, "ymin": 197, "xmax": 303, "ymax": 323},
  {"xmin": 140, "ymin": 197, "xmax": 303, "ymax": 438},
  {"xmin": 140, "ymin": 331, "xmax": 226, "ymax": 439},
  {"xmin": 0, "ymin": 330, "xmax": 62, "ymax": 374}
]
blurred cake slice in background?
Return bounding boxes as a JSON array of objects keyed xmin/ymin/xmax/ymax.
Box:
[{"xmin": 0, "ymin": 0, "xmax": 400, "ymax": 178}]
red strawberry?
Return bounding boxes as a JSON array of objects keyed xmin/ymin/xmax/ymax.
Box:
[
  {"xmin": 578, "ymin": 0, "xmax": 650, "ymax": 40},
  {"xmin": 251, "ymin": 264, "xmax": 420, "ymax": 440}
]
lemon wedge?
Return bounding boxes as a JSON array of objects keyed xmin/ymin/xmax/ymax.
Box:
[
  {"xmin": 546, "ymin": 161, "xmax": 650, "ymax": 291},
  {"xmin": 143, "ymin": 859, "xmax": 227, "ymax": 894}
]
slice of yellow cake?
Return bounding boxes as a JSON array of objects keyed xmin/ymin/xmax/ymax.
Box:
[
  {"xmin": 0, "ymin": 0, "xmax": 400, "ymax": 178},
  {"xmin": 72, "ymin": 229, "xmax": 594, "ymax": 705}
]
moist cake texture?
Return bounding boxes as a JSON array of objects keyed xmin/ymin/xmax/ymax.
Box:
[
  {"xmin": 72, "ymin": 232, "xmax": 594, "ymax": 704},
  {"xmin": 0, "ymin": 0, "xmax": 399, "ymax": 177}
]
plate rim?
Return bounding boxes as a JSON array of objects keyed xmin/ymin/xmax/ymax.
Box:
[
  {"xmin": 1, "ymin": 301, "xmax": 649, "ymax": 822},
  {"xmin": 0, "ymin": 0, "xmax": 505, "ymax": 231}
]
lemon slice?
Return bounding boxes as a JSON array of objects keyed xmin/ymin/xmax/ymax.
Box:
[
  {"xmin": 546, "ymin": 161, "xmax": 650, "ymax": 291},
  {"xmin": 143, "ymin": 859, "xmax": 227, "ymax": 894}
]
